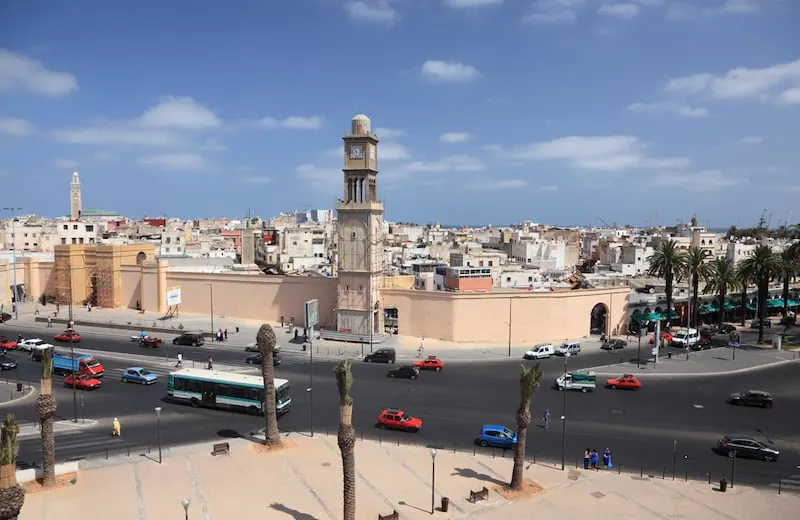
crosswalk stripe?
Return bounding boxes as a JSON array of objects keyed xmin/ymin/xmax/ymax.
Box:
[{"xmin": 770, "ymin": 482, "xmax": 800, "ymax": 490}]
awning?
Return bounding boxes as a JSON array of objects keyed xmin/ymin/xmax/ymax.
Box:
[
  {"xmin": 789, "ymin": 299, "xmax": 800, "ymax": 307},
  {"xmin": 767, "ymin": 299, "xmax": 784, "ymax": 308},
  {"xmin": 631, "ymin": 310, "xmax": 679, "ymax": 322},
  {"xmin": 699, "ymin": 305, "xmax": 718, "ymax": 314}
]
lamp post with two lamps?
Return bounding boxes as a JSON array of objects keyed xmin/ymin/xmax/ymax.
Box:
[
  {"xmin": 181, "ymin": 498, "xmax": 191, "ymax": 520},
  {"xmin": 2, "ymin": 207, "xmax": 22, "ymax": 319},
  {"xmin": 429, "ymin": 448, "xmax": 437, "ymax": 514},
  {"xmin": 155, "ymin": 407, "xmax": 163, "ymax": 464},
  {"xmin": 561, "ymin": 352, "xmax": 571, "ymax": 471}
]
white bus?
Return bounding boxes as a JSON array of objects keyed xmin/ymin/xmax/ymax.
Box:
[{"xmin": 167, "ymin": 368, "xmax": 291, "ymax": 415}]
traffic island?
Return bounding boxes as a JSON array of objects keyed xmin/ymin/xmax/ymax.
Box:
[{"xmin": 0, "ymin": 381, "xmax": 36, "ymax": 407}]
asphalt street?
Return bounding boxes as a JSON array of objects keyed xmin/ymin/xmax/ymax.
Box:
[{"xmin": 1, "ymin": 323, "xmax": 799, "ymax": 492}]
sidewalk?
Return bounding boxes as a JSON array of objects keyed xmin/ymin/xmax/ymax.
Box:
[{"xmin": 18, "ymin": 432, "xmax": 799, "ymax": 520}]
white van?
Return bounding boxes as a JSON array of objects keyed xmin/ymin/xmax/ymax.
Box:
[
  {"xmin": 523, "ymin": 343, "xmax": 555, "ymax": 360},
  {"xmin": 555, "ymin": 342, "xmax": 581, "ymax": 356},
  {"xmin": 671, "ymin": 328, "xmax": 699, "ymax": 348}
]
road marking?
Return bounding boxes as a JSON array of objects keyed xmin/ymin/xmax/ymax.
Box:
[{"xmin": 693, "ymin": 404, "xmax": 704, "ymax": 409}]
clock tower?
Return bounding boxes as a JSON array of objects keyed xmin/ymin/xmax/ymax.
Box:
[
  {"xmin": 336, "ymin": 114, "xmax": 384, "ymax": 337},
  {"xmin": 70, "ymin": 171, "xmax": 82, "ymax": 220}
]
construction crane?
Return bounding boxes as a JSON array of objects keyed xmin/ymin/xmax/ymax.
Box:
[{"xmin": 596, "ymin": 216, "xmax": 612, "ymax": 228}]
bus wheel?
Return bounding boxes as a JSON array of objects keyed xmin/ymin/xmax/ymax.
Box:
[{"xmin": 190, "ymin": 398, "xmax": 200, "ymax": 407}]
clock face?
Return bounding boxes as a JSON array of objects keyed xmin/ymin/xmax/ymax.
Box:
[{"xmin": 349, "ymin": 144, "xmax": 364, "ymax": 160}]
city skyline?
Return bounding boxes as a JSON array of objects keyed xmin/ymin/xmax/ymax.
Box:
[{"xmin": 1, "ymin": 1, "xmax": 799, "ymax": 227}]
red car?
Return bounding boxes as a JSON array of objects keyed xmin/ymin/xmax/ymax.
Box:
[
  {"xmin": 138, "ymin": 336, "xmax": 162, "ymax": 348},
  {"xmin": 649, "ymin": 332, "xmax": 672, "ymax": 344},
  {"xmin": 0, "ymin": 336, "xmax": 17, "ymax": 351},
  {"xmin": 54, "ymin": 330, "xmax": 82, "ymax": 343},
  {"xmin": 376, "ymin": 408, "xmax": 423, "ymax": 433},
  {"xmin": 606, "ymin": 374, "xmax": 641, "ymax": 390},
  {"xmin": 413, "ymin": 356, "xmax": 444, "ymax": 372},
  {"xmin": 64, "ymin": 373, "xmax": 102, "ymax": 390}
]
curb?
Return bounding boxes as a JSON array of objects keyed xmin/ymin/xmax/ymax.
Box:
[
  {"xmin": 589, "ymin": 357, "xmax": 800, "ymax": 378},
  {"xmin": 0, "ymin": 381, "xmax": 37, "ymax": 408}
]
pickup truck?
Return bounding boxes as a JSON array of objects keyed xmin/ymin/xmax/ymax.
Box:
[
  {"xmin": 53, "ymin": 352, "xmax": 105, "ymax": 377},
  {"xmin": 555, "ymin": 371, "xmax": 596, "ymax": 392}
]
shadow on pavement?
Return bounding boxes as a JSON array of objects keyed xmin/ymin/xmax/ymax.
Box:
[
  {"xmin": 270, "ymin": 502, "xmax": 320, "ymax": 520},
  {"xmin": 451, "ymin": 466, "xmax": 505, "ymax": 486},
  {"xmin": 398, "ymin": 500, "xmax": 429, "ymax": 514},
  {"xmin": 217, "ymin": 428, "xmax": 263, "ymax": 445}
]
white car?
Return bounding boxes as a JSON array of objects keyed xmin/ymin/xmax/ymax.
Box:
[
  {"xmin": 18, "ymin": 338, "xmax": 54, "ymax": 353},
  {"xmin": 245, "ymin": 342, "xmax": 280, "ymax": 353},
  {"xmin": 671, "ymin": 329, "xmax": 699, "ymax": 348},
  {"xmin": 523, "ymin": 344, "xmax": 555, "ymax": 360}
]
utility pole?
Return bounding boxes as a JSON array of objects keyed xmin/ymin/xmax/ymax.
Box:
[
  {"xmin": 68, "ymin": 267, "xmax": 77, "ymax": 423},
  {"xmin": 507, "ymin": 298, "xmax": 512, "ymax": 357},
  {"xmin": 2, "ymin": 207, "xmax": 22, "ymax": 319}
]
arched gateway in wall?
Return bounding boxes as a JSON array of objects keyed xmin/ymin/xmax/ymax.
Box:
[{"xmin": 589, "ymin": 303, "xmax": 608, "ymax": 336}]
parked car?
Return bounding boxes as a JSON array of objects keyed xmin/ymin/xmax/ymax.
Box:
[
  {"xmin": 719, "ymin": 324, "xmax": 737, "ymax": 334},
  {"xmin": 173, "ymin": 332, "xmax": 205, "ymax": 346},
  {"xmin": 476, "ymin": 425, "xmax": 518, "ymax": 448},
  {"xmin": 121, "ymin": 367, "xmax": 158, "ymax": 385},
  {"xmin": 413, "ymin": 355, "xmax": 444, "ymax": 371},
  {"xmin": 387, "ymin": 364, "xmax": 419, "ymax": 380},
  {"xmin": 364, "ymin": 348, "xmax": 396, "ymax": 364},
  {"xmin": 555, "ymin": 342, "xmax": 581, "ymax": 356},
  {"xmin": 376, "ymin": 408, "xmax": 422, "ymax": 433},
  {"xmin": 605, "ymin": 374, "xmax": 641, "ymax": 390},
  {"xmin": 727, "ymin": 390, "xmax": 773, "ymax": 408},
  {"xmin": 600, "ymin": 339, "xmax": 627, "ymax": 350},
  {"xmin": 716, "ymin": 434, "xmax": 779, "ymax": 461},
  {"xmin": 54, "ymin": 330, "xmax": 82, "ymax": 343},
  {"xmin": 0, "ymin": 351, "xmax": 17, "ymax": 370},
  {"xmin": 64, "ymin": 373, "xmax": 102, "ymax": 390},
  {"xmin": 523, "ymin": 344, "xmax": 554, "ymax": 359},
  {"xmin": 689, "ymin": 338, "xmax": 713, "ymax": 351},
  {"xmin": 0, "ymin": 312, "xmax": 11, "ymax": 323},
  {"xmin": 0, "ymin": 336, "xmax": 17, "ymax": 350},
  {"xmin": 750, "ymin": 319, "xmax": 771, "ymax": 329},
  {"xmin": 245, "ymin": 353, "xmax": 282, "ymax": 366}
]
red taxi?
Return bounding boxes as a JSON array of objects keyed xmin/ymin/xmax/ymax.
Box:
[
  {"xmin": 139, "ymin": 336, "xmax": 163, "ymax": 348},
  {"xmin": 376, "ymin": 408, "xmax": 422, "ymax": 433},
  {"xmin": 413, "ymin": 355, "xmax": 444, "ymax": 372},
  {"xmin": 605, "ymin": 374, "xmax": 642, "ymax": 390},
  {"xmin": 54, "ymin": 330, "xmax": 82, "ymax": 343},
  {"xmin": 0, "ymin": 336, "xmax": 18, "ymax": 350},
  {"xmin": 64, "ymin": 373, "xmax": 102, "ymax": 390}
]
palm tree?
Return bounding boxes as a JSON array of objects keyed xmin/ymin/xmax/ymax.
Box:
[
  {"xmin": 510, "ymin": 363, "xmax": 542, "ymax": 490},
  {"xmin": 704, "ymin": 258, "xmax": 739, "ymax": 328},
  {"xmin": 0, "ymin": 414, "xmax": 24, "ymax": 520},
  {"xmin": 777, "ymin": 243, "xmax": 800, "ymax": 318},
  {"xmin": 735, "ymin": 265, "xmax": 750, "ymax": 326},
  {"xmin": 683, "ymin": 247, "xmax": 712, "ymax": 328},
  {"xmin": 37, "ymin": 349, "xmax": 57, "ymax": 487},
  {"xmin": 647, "ymin": 239, "xmax": 687, "ymax": 329},
  {"xmin": 334, "ymin": 360, "xmax": 356, "ymax": 520},
  {"xmin": 738, "ymin": 245, "xmax": 779, "ymax": 342},
  {"xmin": 257, "ymin": 324, "xmax": 281, "ymax": 446}
]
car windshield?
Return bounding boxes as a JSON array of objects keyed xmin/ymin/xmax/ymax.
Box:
[
  {"xmin": 503, "ymin": 428, "xmax": 514, "ymax": 437},
  {"xmin": 86, "ymin": 359, "xmax": 100, "ymax": 367},
  {"xmin": 400, "ymin": 413, "xmax": 410, "ymax": 421},
  {"xmin": 674, "ymin": 332, "xmax": 687, "ymax": 339},
  {"xmin": 140, "ymin": 370, "xmax": 152, "ymax": 376}
]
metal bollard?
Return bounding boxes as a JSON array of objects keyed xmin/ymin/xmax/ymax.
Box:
[
  {"xmin": 662, "ymin": 468, "xmax": 666, "ymax": 479},
  {"xmin": 105, "ymin": 449, "xmax": 108, "ymax": 460},
  {"xmin": 452, "ymin": 444, "xmax": 455, "ymax": 454},
  {"xmin": 396, "ymin": 435, "xmax": 399, "ymax": 447},
  {"xmin": 127, "ymin": 447, "xmax": 130, "ymax": 457},
  {"xmin": 360, "ymin": 431, "xmax": 363, "ymax": 442},
  {"xmin": 778, "ymin": 480, "xmax": 782, "ymax": 495},
  {"xmin": 640, "ymin": 464, "xmax": 643, "ymax": 477},
  {"xmin": 473, "ymin": 447, "xmax": 476, "ymax": 456},
  {"xmin": 684, "ymin": 471, "xmax": 688, "ymax": 482},
  {"xmin": 493, "ymin": 449, "xmax": 496, "ymax": 459},
  {"xmin": 575, "ymin": 458, "xmax": 578, "ymax": 469},
  {"xmin": 707, "ymin": 472, "xmax": 711, "ymax": 485},
  {"xmin": 618, "ymin": 464, "xmax": 621, "ymax": 475},
  {"xmin": 379, "ymin": 434, "xmax": 382, "ymax": 444}
]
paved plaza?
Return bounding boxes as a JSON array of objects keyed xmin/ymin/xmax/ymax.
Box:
[{"xmin": 18, "ymin": 432, "xmax": 799, "ymax": 520}]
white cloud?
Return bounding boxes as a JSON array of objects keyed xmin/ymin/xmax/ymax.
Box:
[
  {"xmin": 522, "ymin": 0, "xmax": 587, "ymax": 25},
  {"xmin": 627, "ymin": 101, "xmax": 709, "ymax": 118},
  {"xmin": 444, "ymin": 0, "xmax": 503, "ymax": 8},
  {"xmin": 444, "ymin": 154, "xmax": 485, "ymax": 171},
  {"xmin": 440, "ymin": 132, "xmax": 473, "ymax": 143},
  {"xmin": 779, "ymin": 87, "xmax": 800, "ymax": 104},
  {"xmin": 259, "ymin": 116, "xmax": 324, "ymax": 130},
  {"xmin": 738, "ymin": 136, "xmax": 764, "ymax": 145},
  {"xmin": 241, "ymin": 176, "xmax": 274, "ymax": 184},
  {"xmin": 379, "ymin": 142, "xmax": 411, "ymax": 161},
  {"xmin": 538, "ymin": 185, "xmax": 559, "ymax": 192},
  {"xmin": 140, "ymin": 153, "xmax": 207, "ymax": 171},
  {"xmin": 295, "ymin": 163, "xmax": 340, "ymax": 185},
  {"xmin": 344, "ymin": 1, "xmax": 399, "ymax": 25},
  {"xmin": 469, "ymin": 177, "xmax": 527, "ymax": 190},
  {"xmin": 92, "ymin": 151, "xmax": 116, "ymax": 163},
  {"xmin": 495, "ymin": 135, "xmax": 691, "ymax": 172},
  {"xmin": 406, "ymin": 161, "xmax": 451, "ymax": 173},
  {"xmin": 421, "ymin": 60, "xmax": 481, "ymax": 82},
  {"xmin": 52, "ymin": 127, "xmax": 186, "ymax": 147},
  {"xmin": 720, "ymin": 0, "xmax": 760, "ymax": 14},
  {"xmin": 0, "ymin": 49, "xmax": 78, "ymax": 97},
  {"xmin": 0, "ymin": 117, "xmax": 35, "ymax": 136},
  {"xmin": 53, "ymin": 158, "xmax": 78, "ymax": 169},
  {"xmin": 598, "ymin": 3, "xmax": 641, "ymax": 18},
  {"xmin": 136, "ymin": 96, "xmax": 221, "ymax": 130},
  {"xmin": 648, "ymin": 170, "xmax": 747, "ymax": 190},
  {"xmin": 374, "ymin": 127, "xmax": 406, "ymax": 139},
  {"xmin": 667, "ymin": 0, "xmax": 761, "ymax": 20},
  {"xmin": 665, "ymin": 60, "xmax": 800, "ymax": 102}
]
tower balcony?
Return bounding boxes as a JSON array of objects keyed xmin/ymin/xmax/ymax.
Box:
[{"xmin": 336, "ymin": 200, "xmax": 384, "ymax": 211}]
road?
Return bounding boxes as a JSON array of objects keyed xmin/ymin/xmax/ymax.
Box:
[{"xmin": 1, "ymin": 323, "xmax": 799, "ymax": 492}]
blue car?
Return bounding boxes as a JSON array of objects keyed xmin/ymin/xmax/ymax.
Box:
[
  {"xmin": 476, "ymin": 424, "xmax": 518, "ymax": 448},
  {"xmin": 121, "ymin": 367, "xmax": 158, "ymax": 385}
]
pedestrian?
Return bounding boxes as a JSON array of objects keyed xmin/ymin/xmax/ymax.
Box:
[
  {"xmin": 207, "ymin": 357, "xmax": 213, "ymax": 370},
  {"xmin": 136, "ymin": 300, "xmax": 141, "ymax": 311},
  {"xmin": 590, "ymin": 448, "xmax": 599, "ymax": 469},
  {"xmin": 583, "ymin": 448, "xmax": 590, "ymax": 470},
  {"xmin": 543, "ymin": 409, "xmax": 551, "ymax": 430},
  {"xmin": 280, "ymin": 316, "xmax": 284, "ymax": 328},
  {"xmin": 176, "ymin": 352, "xmax": 183, "ymax": 369},
  {"xmin": 603, "ymin": 448, "xmax": 612, "ymax": 469},
  {"xmin": 47, "ymin": 316, "xmax": 52, "ymax": 328},
  {"xmin": 112, "ymin": 417, "xmax": 121, "ymax": 437},
  {"xmin": 224, "ymin": 328, "xmax": 228, "ymax": 340},
  {"xmin": 418, "ymin": 337, "xmax": 425, "ymax": 358},
  {"xmin": 56, "ymin": 302, "xmax": 60, "ymax": 314}
]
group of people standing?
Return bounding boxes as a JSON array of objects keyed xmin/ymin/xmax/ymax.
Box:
[{"xmin": 584, "ymin": 448, "xmax": 612, "ymax": 470}]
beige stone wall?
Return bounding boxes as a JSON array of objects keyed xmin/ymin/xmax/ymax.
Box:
[
  {"xmin": 120, "ymin": 265, "xmax": 142, "ymax": 310},
  {"xmin": 382, "ymin": 275, "xmax": 414, "ymax": 289},
  {"xmin": 383, "ymin": 287, "xmax": 630, "ymax": 343}
]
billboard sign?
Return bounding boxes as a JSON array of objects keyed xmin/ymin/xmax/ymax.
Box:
[
  {"xmin": 166, "ymin": 286, "xmax": 182, "ymax": 306},
  {"xmin": 305, "ymin": 299, "xmax": 319, "ymax": 329}
]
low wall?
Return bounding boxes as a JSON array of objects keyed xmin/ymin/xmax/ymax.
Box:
[{"xmin": 16, "ymin": 460, "xmax": 79, "ymax": 483}]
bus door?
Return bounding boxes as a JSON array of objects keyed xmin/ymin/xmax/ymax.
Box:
[{"xmin": 201, "ymin": 381, "xmax": 216, "ymax": 407}]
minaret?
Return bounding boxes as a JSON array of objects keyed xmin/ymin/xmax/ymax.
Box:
[
  {"xmin": 335, "ymin": 114, "xmax": 384, "ymax": 337},
  {"xmin": 70, "ymin": 171, "xmax": 82, "ymax": 220}
]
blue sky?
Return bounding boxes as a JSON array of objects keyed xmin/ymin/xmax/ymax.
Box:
[{"xmin": 1, "ymin": 0, "xmax": 798, "ymax": 228}]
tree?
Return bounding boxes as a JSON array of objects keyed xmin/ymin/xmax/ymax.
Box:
[
  {"xmin": 256, "ymin": 324, "xmax": 281, "ymax": 446},
  {"xmin": 683, "ymin": 247, "xmax": 712, "ymax": 328},
  {"xmin": 647, "ymin": 239, "xmax": 687, "ymax": 329},
  {"xmin": 37, "ymin": 349, "xmax": 57, "ymax": 487},
  {"xmin": 738, "ymin": 245, "xmax": 779, "ymax": 342},
  {"xmin": 334, "ymin": 360, "xmax": 356, "ymax": 520},
  {"xmin": 510, "ymin": 363, "xmax": 542, "ymax": 490},
  {"xmin": 777, "ymin": 243, "xmax": 800, "ymax": 318},
  {"xmin": 0, "ymin": 414, "xmax": 24, "ymax": 520},
  {"xmin": 735, "ymin": 265, "xmax": 750, "ymax": 326},
  {"xmin": 704, "ymin": 258, "xmax": 739, "ymax": 328}
]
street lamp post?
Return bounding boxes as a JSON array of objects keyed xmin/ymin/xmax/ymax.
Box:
[
  {"xmin": 2, "ymin": 207, "xmax": 22, "ymax": 319},
  {"xmin": 181, "ymin": 498, "xmax": 191, "ymax": 520},
  {"xmin": 68, "ymin": 268, "xmax": 77, "ymax": 423},
  {"xmin": 636, "ymin": 328, "xmax": 643, "ymax": 369},
  {"xmin": 507, "ymin": 298, "xmax": 512, "ymax": 357},
  {"xmin": 561, "ymin": 352, "xmax": 570, "ymax": 471},
  {"xmin": 205, "ymin": 284, "xmax": 214, "ymax": 341},
  {"xmin": 308, "ymin": 334, "xmax": 314, "ymax": 437},
  {"xmin": 155, "ymin": 407, "xmax": 163, "ymax": 464},
  {"xmin": 429, "ymin": 448, "xmax": 437, "ymax": 515}
]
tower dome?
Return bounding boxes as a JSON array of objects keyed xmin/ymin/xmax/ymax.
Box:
[{"xmin": 351, "ymin": 113, "xmax": 371, "ymax": 136}]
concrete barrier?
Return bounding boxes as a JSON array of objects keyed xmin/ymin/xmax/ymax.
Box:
[{"xmin": 16, "ymin": 460, "xmax": 80, "ymax": 483}]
